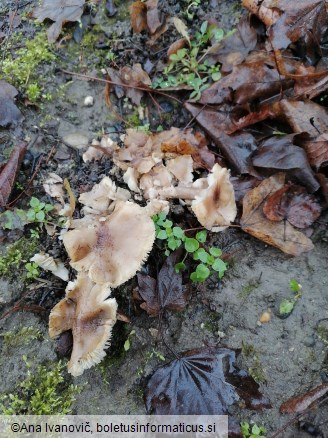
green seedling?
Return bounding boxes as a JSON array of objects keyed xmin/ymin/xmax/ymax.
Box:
[
  {"xmin": 279, "ymin": 279, "xmax": 302, "ymax": 316},
  {"xmin": 241, "ymin": 422, "xmax": 267, "ymax": 438},
  {"xmin": 152, "ymin": 21, "xmax": 225, "ymax": 100},
  {"xmin": 153, "ymin": 212, "xmax": 227, "ymax": 283},
  {"xmin": 27, "ymin": 197, "xmax": 54, "ymax": 223},
  {"xmin": 25, "ymin": 262, "xmax": 40, "ymax": 280}
]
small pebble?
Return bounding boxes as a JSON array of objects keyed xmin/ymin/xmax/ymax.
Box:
[
  {"xmin": 259, "ymin": 310, "xmax": 271, "ymax": 323},
  {"xmin": 84, "ymin": 96, "xmax": 94, "ymax": 107}
]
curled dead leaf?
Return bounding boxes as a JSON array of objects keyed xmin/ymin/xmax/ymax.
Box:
[{"xmin": 241, "ymin": 174, "xmax": 314, "ymax": 256}]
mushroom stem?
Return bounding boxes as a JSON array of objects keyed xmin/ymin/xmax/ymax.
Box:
[{"xmin": 158, "ymin": 186, "xmax": 203, "ymax": 200}]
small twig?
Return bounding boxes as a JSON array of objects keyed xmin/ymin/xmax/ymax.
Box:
[{"xmin": 59, "ymin": 69, "xmax": 183, "ymax": 104}]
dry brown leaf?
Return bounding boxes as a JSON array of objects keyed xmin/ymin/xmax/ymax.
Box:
[
  {"xmin": 129, "ymin": 1, "xmax": 147, "ymax": 33},
  {"xmin": 33, "ymin": 0, "xmax": 85, "ymax": 43},
  {"xmin": 167, "ymin": 38, "xmax": 187, "ymax": 57},
  {"xmin": 241, "ymin": 174, "xmax": 314, "ymax": 256},
  {"xmin": 146, "ymin": 0, "xmax": 164, "ymax": 35},
  {"xmin": 0, "ymin": 142, "xmax": 26, "ymax": 207},
  {"xmin": 172, "ymin": 17, "xmax": 191, "ymax": 46},
  {"xmin": 303, "ymin": 132, "xmax": 328, "ymax": 170}
]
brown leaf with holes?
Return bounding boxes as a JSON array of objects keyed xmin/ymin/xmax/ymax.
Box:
[
  {"xmin": 241, "ymin": 174, "xmax": 314, "ymax": 256},
  {"xmin": 137, "ymin": 251, "xmax": 189, "ymax": 316},
  {"xmin": 0, "ymin": 142, "xmax": 26, "ymax": 207},
  {"xmin": 263, "ymin": 184, "xmax": 321, "ymax": 228},
  {"xmin": 129, "ymin": 1, "xmax": 147, "ymax": 33},
  {"xmin": 33, "ymin": 0, "xmax": 85, "ymax": 43}
]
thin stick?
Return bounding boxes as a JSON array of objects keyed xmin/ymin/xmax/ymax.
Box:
[{"xmin": 59, "ymin": 69, "xmax": 183, "ymax": 104}]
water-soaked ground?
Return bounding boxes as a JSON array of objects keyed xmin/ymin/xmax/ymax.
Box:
[{"xmin": 0, "ymin": 1, "xmax": 327, "ymax": 437}]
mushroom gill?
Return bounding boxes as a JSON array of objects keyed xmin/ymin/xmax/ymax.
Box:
[
  {"xmin": 191, "ymin": 164, "xmax": 237, "ymax": 231},
  {"xmin": 49, "ymin": 273, "xmax": 117, "ymax": 376},
  {"xmin": 62, "ymin": 201, "xmax": 155, "ymax": 286}
]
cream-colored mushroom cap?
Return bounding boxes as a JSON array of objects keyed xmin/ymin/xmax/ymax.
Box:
[
  {"xmin": 191, "ymin": 164, "xmax": 237, "ymax": 231},
  {"xmin": 62, "ymin": 201, "xmax": 155, "ymax": 286},
  {"xmin": 49, "ymin": 273, "xmax": 117, "ymax": 376}
]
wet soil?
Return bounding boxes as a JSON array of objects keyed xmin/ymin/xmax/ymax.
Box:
[{"xmin": 0, "ymin": 1, "xmax": 327, "ymax": 437}]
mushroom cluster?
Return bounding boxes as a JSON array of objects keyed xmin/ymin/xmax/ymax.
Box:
[
  {"xmin": 109, "ymin": 128, "xmax": 237, "ymax": 231},
  {"xmin": 49, "ymin": 179, "xmax": 155, "ymax": 376}
]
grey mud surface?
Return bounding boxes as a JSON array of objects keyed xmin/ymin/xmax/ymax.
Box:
[{"xmin": 0, "ymin": 1, "xmax": 327, "ymax": 437}]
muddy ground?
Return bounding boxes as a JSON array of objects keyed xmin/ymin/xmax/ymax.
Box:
[{"xmin": 0, "ymin": 0, "xmax": 327, "ymax": 437}]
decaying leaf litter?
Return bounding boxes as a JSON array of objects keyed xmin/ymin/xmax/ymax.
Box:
[{"xmin": 0, "ymin": 0, "xmax": 328, "ymax": 436}]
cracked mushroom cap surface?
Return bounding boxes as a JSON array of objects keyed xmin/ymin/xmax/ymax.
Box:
[
  {"xmin": 49, "ymin": 273, "xmax": 117, "ymax": 376},
  {"xmin": 191, "ymin": 164, "xmax": 237, "ymax": 231},
  {"xmin": 63, "ymin": 201, "xmax": 155, "ymax": 286}
]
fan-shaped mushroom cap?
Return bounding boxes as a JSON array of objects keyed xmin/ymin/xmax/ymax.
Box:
[
  {"xmin": 191, "ymin": 164, "xmax": 237, "ymax": 231},
  {"xmin": 165, "ymin": 155, "xmax": 194, "ymax": 184},
  {"xmin": 79, "ymin": 176, "xmax": 130, "ymax": 216},
  {"xmin": 63, "ymin": 201, "xmax": 155, "ymax": 286},
  {"xmin": 49, "ymin": 273, "xmax": 117, "ymax": 376}
]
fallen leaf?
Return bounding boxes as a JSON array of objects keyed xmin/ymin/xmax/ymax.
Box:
[
  {"xmin": 205, "ymin": 15, "xmax": 258, "ymax": 73},
  {"xmin": 145, "ymin": 346, "xmax": 271, "ymax": 434},
  {"xmin": 137, "ymin": 250, "xmax": 188, "ymax": 316},
  {"xmin": 199, "ymin": 53, "xmax": 294, "ymax": 106},
  {"xmin": 242, "ymin": 0, "xmax": 328, "ymax": 59},
  {"xmin": 146, "ymin": 0, "xmax": 164, "ymax": 35},
  {"xmin": 105, "ymin": 0, "xmax": 117, "ymax": 17},
  {"xmin": 231, "ymin": 176, "xmax": 261, "ymax": 203},
  {"xmin": 184, "ymin": 105, "xmax": 260, "ymax": 174},
  {"xmin": 172, "ymin": 17, "xmax": 191, "ymax": 47},
  {"xmin": 263, "ymin": 184, "xmax": 321, "ymax": 228},
  {"xmin": 0, "ymin": 79, "xmax": 23, "ymax": 127},
  {"xmin": 252, "ymin": 134, "xmax": 319, "ymax": 192},
  {"xmin": 0, "ymin": 209, "xmax": 29, "ymax": 231},
  {"xmin": 107, "ymin": 64, "xmax": 151, "ymax": 105},
  {"xmin": 280, "ymin": 382, "xmax": 328, "ymax": 414},
  {"xmin": 167, "ymin": 38, "xmax": 187, "ymax": 57},
  {"xmin": 303, "ymin": 132, "xmax": 328, "ymax": 170},
  {"xmin": 272, "ymin": 99, "xmax": 328, "ymax": 137},
  {"xmin": 240, "ymin": 174, "xmax": 315, "ymax": 256},
  {"xmin": 33, "ymin": 0, "xmax": 85, "ymax": 43},
  {"xmin": 0, "ymin": 142, "xmax": 26, "ymax": 207},
  {"xmin": 129, "ymin": 1, "xmax": 147, "ymax": 33}
]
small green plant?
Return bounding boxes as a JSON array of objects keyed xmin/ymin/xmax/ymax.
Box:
[
  {"xmin": 185, "ymin": 0, "xmax": 201, "ymax": 20},
  {"xmin": 123, "ymin": 330, "xmax": 136, "ymax": 352},
  {"xmin": 0, "ymin": 357, "xmax": 81, "ymax": 415},
  {"xmin": 25, "ymin": 262, "xmax": 40, "ymax": 280},
  {"xmin": 27, "ymin": 197, "xmax": 54, "ymax": 223},
  {"xmin": 0, "ymin": 327, "xmax": 43, "ymax": 349},
  {"xmin": 241, "ymin": 422, "xmax": 267, "ymax": 438},
  {"xmin": 136, "ymin": 349, "xmax": 165, "ymax": 377},
  {"xmin": 153, "ymin": 212, "xmax": 227, "ymax": 282},
  {"xmin": 2, "ymin": 31, "xmax": 56, "ymax": 102},
  {"xmin": 279, "ymin": 279, "xmax": 302, "ymax": 316},
  {"xmin": 0, "ymin": 237, "xmax": 37, "ymax": 278},
  {"xmin": 152, "ymin": 21, "xmax": 224, "ymax": 100}
]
